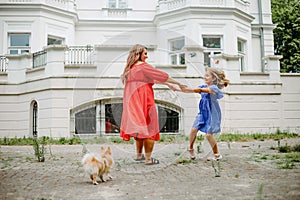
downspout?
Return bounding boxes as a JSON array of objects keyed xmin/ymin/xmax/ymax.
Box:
[{"xmin": 258, "ymin": 0, "xmax": 265, "ymax": 72}]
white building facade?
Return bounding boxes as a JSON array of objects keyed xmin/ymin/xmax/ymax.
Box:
[{"xmin": 0, "ymin": 0, "xmax": 299, "ymax": 138}]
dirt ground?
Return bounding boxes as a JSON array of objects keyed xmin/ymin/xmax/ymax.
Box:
[{"xmin": 0, "ymin": 137, "xmax": 300, "ymax": 200}]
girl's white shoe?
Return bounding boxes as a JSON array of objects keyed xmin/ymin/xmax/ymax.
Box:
[{"xmin": 207, "ymin": 154, "xmax": 222, "ymax": 161}]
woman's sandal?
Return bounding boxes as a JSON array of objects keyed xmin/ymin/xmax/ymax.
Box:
[
  {"xmin": 187, "ymin": 149, "xmax": 196, "ymax": 160},
  {"xmin": 145, "ymin": 158, "xmax": 160, "ymax": 165},
  {"xmin": 134, "ymin": 154, "xmax": 145, "ymax": 162}
]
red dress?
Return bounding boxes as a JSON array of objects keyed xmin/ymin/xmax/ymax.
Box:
[{"xmin": 120, "ymin": 62, "xmax": 169, "ymax": 141}]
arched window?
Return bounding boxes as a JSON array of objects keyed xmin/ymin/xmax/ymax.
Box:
[
  {"xmin": 71, "ymin": 100, "xmax": 181, "ymax": 136},
  {"xmin": 31, "ymin": 101, "xmax": 38, "ymax": 137}
]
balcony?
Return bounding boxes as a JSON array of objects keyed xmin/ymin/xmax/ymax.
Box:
[
  {"xmin": 0, "ymin": 0, "xmax": 76, "ymax": 11},
  {"xmin": 157, "ymin": 0, "xmax": 250, "ymax": 14}
]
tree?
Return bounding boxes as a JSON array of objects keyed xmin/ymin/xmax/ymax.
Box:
[{"xmin": 271, "ymin": 0, "xmax": 300, "ymax": 73}]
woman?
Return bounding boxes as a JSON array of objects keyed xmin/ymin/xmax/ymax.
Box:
[{"xmin": 120, "ymin": 44, "xmax": 183, "ymax": 165}]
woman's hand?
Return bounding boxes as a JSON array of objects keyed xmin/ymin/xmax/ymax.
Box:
[{"xmin": 168, "ymin": 84, "xmax": 181, "ymax": 91}]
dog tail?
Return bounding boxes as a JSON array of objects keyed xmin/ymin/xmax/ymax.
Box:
[{"xmin": 82, "ymin": 154, "xmax": 101, "ymax": 175}]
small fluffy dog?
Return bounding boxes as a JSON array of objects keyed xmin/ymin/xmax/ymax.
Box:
[{"xmin": 82, "ymin": 146, "xmax": 114, "ymax": 185}]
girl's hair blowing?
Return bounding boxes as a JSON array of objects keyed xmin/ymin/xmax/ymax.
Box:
[
  {"xmin": 207, "ymin": 68, "xmax": 229, "ymax": 89},
  {"xmin": 121, "ymin": 44, "xmax": 147, "ymax": 84}
]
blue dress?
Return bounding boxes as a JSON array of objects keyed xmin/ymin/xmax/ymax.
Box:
[{"xmin": 192, "ymin": 84, "xmax": 223, "ymax": 133}]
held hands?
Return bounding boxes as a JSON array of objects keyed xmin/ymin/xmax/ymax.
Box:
[
  {"xmin": 167, "ymin": 84, "xmax": 181, "ymax": 91},
  {"xmin": 179, "ymin": 84, "xmax": 189, "ymax": 92},
  {"xmin": 167, "ymin": 83, "xmax": 187, "ymax": 92}
]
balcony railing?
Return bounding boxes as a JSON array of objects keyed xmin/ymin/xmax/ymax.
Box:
[
  {"xmin": 157, "ymin": 0, "xmax": 250, "ymax": 13},
  {"xmin": 0, "ymin": 56, "xmax": 8, "ymax": 72},
  {"xmin": 65, "ymin": 45, "xmax": 94, "ymax": 65},
  {"xmin": 0, "ymin": 0, "xmax": 76, "ymax": 11},
  {"xmin": 33, "ymin": 50, "xmax": 47, "ymax": 68}
]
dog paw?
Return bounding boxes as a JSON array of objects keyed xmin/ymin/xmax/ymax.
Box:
[{"xmin": 93, "ymin": 182, "xmax": 98, "ymax": 185}]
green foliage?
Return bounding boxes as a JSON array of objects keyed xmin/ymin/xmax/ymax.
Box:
[
  {"xmin": 175, "ymin": 158, "xmax": 192, "ymax": 165},
  {"xmin": 278, "ymin": 143, "xmax": 300, "ymax": 153},
  {"xmin": 219, "ymin": 131, "xmax": 298, "ymax": 142},
  {"xmin": 33, "ymin": 138, "xmax": 46, "ymax": 162},
  {"xmin": 0, "ymin": 136, "xmax": 82, "ymax": 145},
  {"xmin": 159, "ymin": 135, "xmax": 187, "ymax": 143},
  {"xmin": 271, "ymin": 0, "xmax": 300, "ymax": 72}
]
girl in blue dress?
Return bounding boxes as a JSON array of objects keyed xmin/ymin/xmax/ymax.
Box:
[{"xmin": 181, "ymin": 68, "xmax": 229, "ymax": 160}]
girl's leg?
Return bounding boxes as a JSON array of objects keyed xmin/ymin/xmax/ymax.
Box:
[
  {"xmin": 135, "ymin": 138, "xmax": 144, "ymax": 159},
  {"xmin": 144, "ymin": 138, "xmax": 155, "ymax": 163},
  {"xmin": 188, "ymin": 128, "xmax": 198, "ymax": 159},
  {"xmin": 206, "ymin": 133, "xmax": 219, "ymax": 154}
]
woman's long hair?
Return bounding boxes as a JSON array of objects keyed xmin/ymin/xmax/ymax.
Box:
[
  {"xmin": 207, "ymin": 68, "xmax": 230, "ymax": 89},
  {"xmin": 121, "ymin": 44, "xmax": 146, "ymax": 84}
]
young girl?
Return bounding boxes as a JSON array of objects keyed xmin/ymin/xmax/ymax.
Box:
[{"xmin": 181, "ymin": 68, "xmax": 229, "ymax": 161}]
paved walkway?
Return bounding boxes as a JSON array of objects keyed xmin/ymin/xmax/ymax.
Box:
[{"xmin": 1, "ymin": 138, "xmax": 300, "ymax": 200}]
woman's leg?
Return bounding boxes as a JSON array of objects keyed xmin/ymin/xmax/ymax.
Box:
[
  {"xmin": 144, "ymin": 138, "xmax": 155, "ymax": 163},
  {"xmin": 206, "ymin": 133, "xmax": 219, "ymax": 154},
  {"xmin": 135, "ymin": 138, "xmax": 144, "ymax": 159}
]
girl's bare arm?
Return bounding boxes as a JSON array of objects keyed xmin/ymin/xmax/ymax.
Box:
[{"xmin": 181, "ymin": 87, "xmax": 216, "ymax": 94}]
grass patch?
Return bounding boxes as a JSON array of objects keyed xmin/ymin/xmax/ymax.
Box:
[
  {"xmin": 175, "ymin": 158, "xmax": 192, "ymax": 165},
  {"xmin": 219, "ymin": 131, "xmax": 298, "ymax": 142},
  {"xmin": 33, "ymin": 138, "xmax": 46, "ymax": 162},
  {"xmin": 159, "ymin": 135, "xmax": 188, "ymax": 143},
  {"xmin": 0, "ymin": 131, "xmax": 298, "ymax": 145}
]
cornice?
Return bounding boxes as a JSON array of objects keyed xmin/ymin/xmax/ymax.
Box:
[{"xmin": 154, "ymin": 6, "xmax": 254, "ymax": 24}]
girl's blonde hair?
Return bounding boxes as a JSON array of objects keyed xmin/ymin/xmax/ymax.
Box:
[
  {"xmin": 207, "ymin": 68, "xmax": 229, "ymax": 89},
  {"xmin": 121, "ymin": 44, "xmax": 147, "ymax": 84}
]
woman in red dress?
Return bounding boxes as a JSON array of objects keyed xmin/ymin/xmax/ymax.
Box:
[{"xmin": 120, "ymin": 44, "xmax": 183, "ymax": 165}]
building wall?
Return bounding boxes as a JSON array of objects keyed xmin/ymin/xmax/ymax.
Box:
[{"xmin": 0, "ymin": 0, "xmax": 299, "ymax": 138}]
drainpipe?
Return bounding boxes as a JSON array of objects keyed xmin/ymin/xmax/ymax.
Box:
[{"xmin": 258, "ymin": 0, "xmax": 265, "ymax": 72}]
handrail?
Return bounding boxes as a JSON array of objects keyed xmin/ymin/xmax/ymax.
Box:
[
  {"xmin": 33, "ymin": 50, "xmax": 47, "ymax": 68},
  {"xmin": 0, "ymin": 56, "xmax": 8, "ymax": 72},
  {"xmin": 65, "ymin": 45, "xmax": 94, "ymax": 65}
]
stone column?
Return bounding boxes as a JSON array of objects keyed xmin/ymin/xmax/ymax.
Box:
[
  {"xmin": 7, "ymin": 53, "xmax": 32, "ymax": 83},
  {"xmin": 210, "ymin": 53, "xmax": 241, "ymax": 82},
  {"xmin": 44, "ymin": 45, "xmax": 67, "ymax": 76},
  {"xmin": 264, "ymin": 55, "xmax": 282, "ymax": 82}
]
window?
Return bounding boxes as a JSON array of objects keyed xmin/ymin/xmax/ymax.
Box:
[
  {"xmin": 47, "ymin": 35, "xmax": 64, "ymax": 45},
  {"xmin": 32, "ymin": 101, "xmax": 38, "ymax": 137},
  {"xmin": 238, "ymin": 39, "xmax": 246, "ymax": 72},
  {"xmin": 169, "ymin": 38, "xmax": 185, "ymax": 65},
  {"xmin": 158, "ymin": 106, "xmax": 179, "ymax": 133},
  {"xmin": 108, "ymin": 0, "xmax": 127, "ymax": 8},
  {"xmin": 105, "ymin": 104, "xmax": 121, "ymax": 134},
  {"xmin": 72, "ymin": 100, "xmax": 181, "ymax": 135},
  {"xmin": 8, "ymin": 33, "xmax": 30, "ymax": 54},
  {"xmin": 75, "ymin": 107, "xmax": 96, "ymax": 134},
  {"xmin": 203, "ymin": 36, "xmax": 222, "ymax": 67}
]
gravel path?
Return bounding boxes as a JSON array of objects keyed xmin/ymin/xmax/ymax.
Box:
[{"xmin": 1, "ymin": 138, "xmax": 300, "ymax": 200}]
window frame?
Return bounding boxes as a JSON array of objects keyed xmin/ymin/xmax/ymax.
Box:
[
  {"xmin": 108, "ymin": 0, "xmax": 127, "ymax": 9},
  {"xmin": 202, "ymin": 35, "xmax": 223, "ymax": 67},
  {"xmin": 71, "ymin": 99, "xmax": 182, "ymax": 136},
  {"xmin": 47, "ymin": 35, "xmax": 64, "ymax": 45},
  {"xmin": 169, "ymin": 37, "xmax": 185, "ymax": 65},
  {"xmin": 8, "ymin": 33, "xmax": 31, "ymax": 54},
  {"xmin": 238, "ymin": 38, "xmax": 246, "ymax": 72}
]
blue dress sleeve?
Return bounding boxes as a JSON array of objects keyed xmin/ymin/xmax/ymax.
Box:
[{"xmin": 209, "ymin": 85, "xmax": 223, "ymax": 99}]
